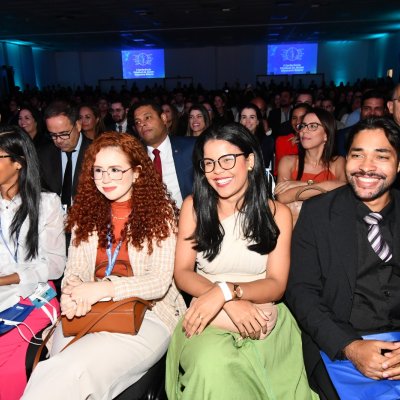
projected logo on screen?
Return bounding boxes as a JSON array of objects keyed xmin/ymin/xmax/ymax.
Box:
[
  {"xmin": 267, "ymin": 43, "xmax": 318, "ymax": 75},
  {"xmin": 122, "ymin": 49, "xmax": 165, "ymax": 79}
]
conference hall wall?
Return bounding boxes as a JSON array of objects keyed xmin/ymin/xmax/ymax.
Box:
[{"xmin": 0, "ymin": 32, "xmax": 399, "ymax": 94}]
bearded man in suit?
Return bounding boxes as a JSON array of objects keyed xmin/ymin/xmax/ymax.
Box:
[{"xmin": 287, "ymin": 117, "xmax": 400, "ymax": 399}]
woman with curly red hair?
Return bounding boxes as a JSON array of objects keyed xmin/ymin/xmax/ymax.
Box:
[{"xmin": 24, "ymin": 132, "xmax": 186, "ymax": 399}]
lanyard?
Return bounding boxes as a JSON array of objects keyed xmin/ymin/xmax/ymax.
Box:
[
  {"xmin": 105, "ymin": 224, "xmax": 123, "ymax": 276},
  {"xmin": 0, "ymin": 217, "xmax": 19, "ymax": 263}
]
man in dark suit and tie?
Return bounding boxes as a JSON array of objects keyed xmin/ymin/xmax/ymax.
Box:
[
  {"xmin": 133, "ymin": 101, "xmax": 195, "ymax": 208},
  {"xmin": 109, "ymin": 99, "xmax": 130, "ymax": 133},
  {"xmin": 39, "ymin": 101, "xmax": 91, "ymax": 210},
  {"xmin": 287, "ymin": 117, "xmax": 400, "ymax": 399},
  {"xmin": 267, "ymin": 88, "xmax": 292, "ymax": 138}
]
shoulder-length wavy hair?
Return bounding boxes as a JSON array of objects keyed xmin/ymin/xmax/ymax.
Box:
[
  {"xmin": 186, "ymin": 104, "xmax": 211, "ymax": 136},
  {"xmin": 190, "ymin": 122, "xmax": 280, "ymax": 261},
  {"xmin": 0, "ymin": 126, "xmax": 41, "ymax": 260},
  {"xmin": 17, "ymin": 105, "xmax": 44, "ymax": 138},
  {"xmin": 66, "ymin": 132, "xmax": 177, "ymax": 253},
  {"xmin": 296, "ymin": 107, "xmax": 337, "ymax": 181}
]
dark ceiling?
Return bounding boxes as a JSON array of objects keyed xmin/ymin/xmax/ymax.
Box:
[{"xmin": 1, "ymin": 0, "xmax": 400, "ymax": 51}]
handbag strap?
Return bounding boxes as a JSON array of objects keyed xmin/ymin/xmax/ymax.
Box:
[
  {"xmin": 32, "ymin": 297, "xmax": 153, "ymax": 371},
  {"xmin": 32, "ymin": 317, "xmax": 61, "ymax": 371},
  {"xmin": 95, "ymin": 259, "xmax": 133, "ymax": 277},
  {"xmin": 295, "ymin": 185, "xmax": 326, "ymax": 201},
  {"xmin": 61, "ymin": 297, "xmax": 153, "ymax": 352}
]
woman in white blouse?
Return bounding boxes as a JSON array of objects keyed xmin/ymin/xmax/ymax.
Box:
[{"xmin": 0, "ymin": 126, "xmax": 65, "ymax": 400}]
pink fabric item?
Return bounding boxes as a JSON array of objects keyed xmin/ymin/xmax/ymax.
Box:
[{"xmin": 0, "ymin": 283, "xmax": 60, "ymax": 400}]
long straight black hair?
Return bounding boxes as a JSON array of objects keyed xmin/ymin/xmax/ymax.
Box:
[
  {"xmin": 296, "ymin": 108, "xmax": 337, "ymax": 181},
  {"xmin": 190, "ymin": 123, "xmax": 280, "ymax": 261},
  {"xmin": 0, "ymin": 126, "xmax": 41, "ymax": 260}
]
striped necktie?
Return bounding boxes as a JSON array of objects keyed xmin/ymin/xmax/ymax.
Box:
[{"xmin": 363, "ymin": 212, "xmax": 392, "ymax": 262}]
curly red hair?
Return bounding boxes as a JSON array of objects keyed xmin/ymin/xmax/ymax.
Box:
[{"xmin": 66, "ymin": 132, "xmax": 178, "ymax": 254}]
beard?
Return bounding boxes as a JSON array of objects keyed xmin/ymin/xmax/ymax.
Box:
[{"xmin": 346, "ymin": 171, "xmax": 393, "ymax": 201}]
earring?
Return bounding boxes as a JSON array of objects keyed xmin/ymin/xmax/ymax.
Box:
[{"xmin": 248, "ymin": 166, "xmax": 253, "ymax": 171}]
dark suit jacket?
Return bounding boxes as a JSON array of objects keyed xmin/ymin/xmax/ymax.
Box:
[
  {"xmin": 335, "ymin": 126, "xmax": 351, "ymax": 157},
  {"xmin": 286, "ymin": 185, "xmax": 400, "ymax": 378},
  {"xmin": 105, "ymin": 122, "xmax": 135, "ymax": 136},
  {"xmin": 268, "ymin": 108, "xmax": 291, "ymax": 138},
  {"xmin": 170, "ymin": 136, "xmax": 195, "ymax": 200},
  {"xmin": 37, "ymin": 134, "xmax": 92, "ymax": 197}
]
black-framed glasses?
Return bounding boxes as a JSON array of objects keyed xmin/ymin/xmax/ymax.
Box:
[
  {"xmin": 296, "ymin": 122, "xmax": 323, "ymax": 132},
  {"xmin": 199, "ymin": 153, "xmax": 246, "ymax": 173},
  {"xmin": 0, "ymin": 155, "xmax": 12, "ymax": 159},
  {"xmin": 49, "ymin": 122, "xmax": 76, "ymax": 141},
  {"xmin": 93, "ymin": 166, "xmax": 133, "ymax": 181}
]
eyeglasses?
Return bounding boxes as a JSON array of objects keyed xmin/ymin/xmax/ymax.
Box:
[
  {"xmin": 49, "ymin": 122, "xmax": 76, "ymax": 141},
  {"xmin": 0, "ymin": 155, "xmax": 12, "ymax": 159},
  {"xmin": 93, "ymin": 166, "xmax": 133, "ymax": 180},
  {"xmin": 199, "ymin": 153, "xmax": 246, "ymax": 173},
  {"xmin": 296, "ymin": 122, "xmax": 323, "ymax": 132}
]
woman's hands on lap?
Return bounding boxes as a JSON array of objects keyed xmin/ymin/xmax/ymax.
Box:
[
  {"xmin": 183, "ymin": 285, "xmax": 225, "ymax": 338},
  {"xmin": 61, "ymin": 276, "xmax": 114, "ymax": 319},
  {"xmin": 224, "ymin": 300, "xmax": 269, "ymax": 339}
]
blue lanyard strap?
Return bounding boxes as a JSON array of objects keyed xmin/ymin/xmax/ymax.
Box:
[
  {"xmin": 105, "ymin": 224, "xmax": 123, "ymax": 276},
  {"xmin": 0, "ymin": 217, "xmax": 19, "ymax": 263}
]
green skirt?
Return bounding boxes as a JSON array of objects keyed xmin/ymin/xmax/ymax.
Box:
[{"xmin": 166, "ymin": 303, "xmax": 319, "ymax": 400}]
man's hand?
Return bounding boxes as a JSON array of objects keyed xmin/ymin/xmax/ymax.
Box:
[
  {"xmin": 343, "ymin": 340, "xmax": 399, "ymax": 380},
  {"xmin": 381, "ymin": 342, "xmax": 400, "ymax": 379}
]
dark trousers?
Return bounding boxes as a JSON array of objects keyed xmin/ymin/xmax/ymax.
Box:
[{"xmin": 309, "ymin": 359, "xmax": 340, "ymax": 400}]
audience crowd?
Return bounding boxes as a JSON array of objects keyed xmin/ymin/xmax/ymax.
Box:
[{"xmin": 0, "ymin": 74, "xmax": 400, "ymax": 400}]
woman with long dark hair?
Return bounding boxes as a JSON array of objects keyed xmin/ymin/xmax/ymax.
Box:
[
  {"xmin": 78, "ymin": 103, "xmax": 106, "ymax": 140},
  {"xmin": 161, "ymin": 103, "xmax": 179, "ymax": 136},
  {"xmin": 274, "ymin": 102, "xmax": 313, "ymax": 175},
  {"xmin": 17, "ymin": 105, "xmax": 49, "ymax": 148},
  {"xmin": 0, "ymin": 126, "xmax": 65, "ymax": 400},
  {"xmin": 166, "ymin": 123, "xmax": 317, "ymax": 399},
  {"xmin": 275, "ymin": 108, "xmax": 346, "ymax": 204},
  {"xmin": 239, "ymin": 103, "xmax": 274, "ymax": 168},
  {"xmin": 186, "ymin": 104, "xmax": 211, "ymax": 137},
  {"xmin": 24, "ymin": 132, "xmax": 186, "ymax": 399}
]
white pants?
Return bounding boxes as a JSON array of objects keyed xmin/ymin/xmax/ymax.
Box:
[{"xmin": 22, "ymin": 310, "xmax": 170, "ymax": 400}]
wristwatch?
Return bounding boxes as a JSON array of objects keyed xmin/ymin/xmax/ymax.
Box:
[
  {"xmin": 233, "ymin": 284, "xmax": 243, "ymax": 299},
  {"xmin": 307, "ymin": 179, "xmax": 314, "ymax": 186}
]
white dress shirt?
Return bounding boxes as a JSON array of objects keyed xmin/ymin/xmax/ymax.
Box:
[
  {"xmin": 116, "ymin": 119, "xmax": 128, "ymax": 133},
  {"xmin": 147, "ymin": 136, "xmax": 183, "ymax": 208},
  {"xmin": 0, "ymin": 193, "xmax": 66, "ymax": 300}
]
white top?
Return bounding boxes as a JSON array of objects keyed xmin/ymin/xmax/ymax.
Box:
[
  {"xmin": 0, "ymin": 192, "xmax": 66, "ymax": 301},
  {"xmin": 196, "ymin": 213, "xmax": 267, "ymax": 283},
  {"xmin": 147, "ymin": 135, "xmax": 183, "ymax": 208}
]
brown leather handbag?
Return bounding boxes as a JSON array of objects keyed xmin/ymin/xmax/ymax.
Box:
[
  {"xmin": 33, "ymin": 260, "xmax": 153, "ymax": 371},
  {"xmin": 61, "ymin": 260, "xmax": 153, "ymax": 338}
]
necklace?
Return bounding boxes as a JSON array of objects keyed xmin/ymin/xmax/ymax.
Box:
[{"xmin": 112, "ymin": 213, "xmax": 130, "ymax": 220}]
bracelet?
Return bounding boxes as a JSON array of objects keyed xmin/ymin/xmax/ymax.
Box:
[{"xmin": 216, "ymin": 281, "xmax": 233, "ymax": 302}]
